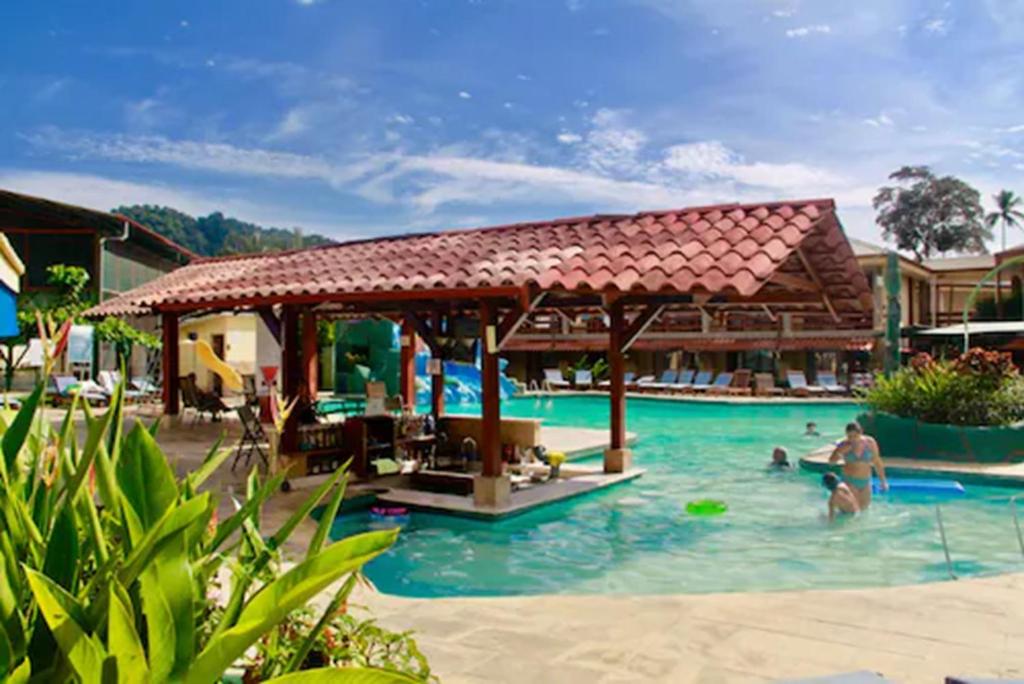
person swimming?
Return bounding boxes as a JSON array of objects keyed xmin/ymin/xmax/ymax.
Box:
[
  {"xmin": 805, "ymin": 422, "xmax": 820, "ymax": 436},
  {"xmin": 828, "ymin": 421, "xmax": 888, "ymax": 509},
  {"xmin": 769, "ymin": 447, "xmax": 792, "ymax": 470},
  {"xmin": 822, "ymin": 472, "xmax": 860, "ymax": 521}
]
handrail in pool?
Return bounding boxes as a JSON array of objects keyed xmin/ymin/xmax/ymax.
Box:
[{"xmin": 934, "ymin": 505, "xmax": 956, "ymax": 580}]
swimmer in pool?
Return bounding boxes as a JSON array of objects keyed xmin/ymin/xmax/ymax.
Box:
[
  {"xmin": 769, "ymin": 447, "xmax": 792, "ymax": 470},
  {"xmin": 828, "ymin": 421, "xmax": 887, "ymax": 509},
  {"xmin": 822, "ymin": 472, "xmax": 860, "ymax": 521},
  {"xmin": 805, "ymin": 422, "xmax": 820, "ymax": 436}
]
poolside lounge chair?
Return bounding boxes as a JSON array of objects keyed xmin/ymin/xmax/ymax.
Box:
[
  {"xmin": 687, "ymin": 370, "xmax": 714, "ymax": 392},
  {"xmin": 666, "ymin": 369, "xmax": 696, "ymax": 393},
  {"xmin": 786, "ymin": 370, "xmax": 825, "ymax": 397},
  {"xmin": 703, "ymin": 372, "xmax": 734, "ymax": 395},
  {"xmin": 179, "ymin": 374, "xmax": 231, "ymax": 422},
  {"xmin": 850, "ymin": 372, "xmax": 874, "ymax": 391},
  {"xmin": 574, "ymin": 369, "xmax": 593, "ymax": 388},
  {"xmin": 97, "ymin": 370, "xmax": 145, "ymax": 402},
  {"xmin": 723, "ymin": 369, "xmax": 753, "ymax": 396},
  {"xmin": 639, "ymin": 369, "xmax": 678, "ymax": 392},
  {"xmin": 816, "ymin": 372, "xmax": 847, "ymax": 395},
  {"xmin": 753, "ymin": 372, "xmax": 785, "ymax": 397},
  {"xmin": 598, "ymin": 371, "xmax": 635, "ymax": 389},
  {"xmin": 542, "ymin": 368, "xmax": 570, "ymax": 391},
  {"xmin": 49, "ymin": 375, "xmax": 109, "ymax": 405},
  {"xmin": 627, "ymin": 374, "xmax": 654, "ymax": 390}
]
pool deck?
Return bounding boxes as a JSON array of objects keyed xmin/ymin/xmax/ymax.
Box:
[
  {"xmin": 801, "ymin": 446, "xmax": 1024, "ymax": 488},
  {"xmin": 522, "ymin": 389, "xmax": 856, "ymax": 404}
]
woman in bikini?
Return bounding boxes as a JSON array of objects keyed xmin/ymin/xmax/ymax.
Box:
[{"xmin": 828, "ymin": 421, "xmax": 888, "ymax": 509}]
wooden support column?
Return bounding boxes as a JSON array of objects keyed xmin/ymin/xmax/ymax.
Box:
[
  {"xmin": 161, "ymin": 312, "xmax": 180, "ymax": 416},
  {"xmin": 474, "ymin": 299, "xmax": 510, "ymax": 507},
  {"xmin": 430, "ymin": 311, "xmax": 445, "ymax": 421},
  {"xmin": 301, "ymin": 310, "xmax": 318, "ymax": 402},
  {"xmin": 480, "ymin": 300, "xmax": 501, "ymax": 477},
  {"xmin": 399, "ymin": 317, "xmax": 417, "ymax": 411},
  {"xmin": 280, "ymin": 306, "xmax": 301, "ymax": 452},
  {"xmin": 605, "ymin": 300, "xmax": 631, "ymax": 473}
]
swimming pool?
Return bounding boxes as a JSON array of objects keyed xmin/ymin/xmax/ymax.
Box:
[{"xmin": 329, "ymin": 396, "xmax": 1024, "ymax": 597}]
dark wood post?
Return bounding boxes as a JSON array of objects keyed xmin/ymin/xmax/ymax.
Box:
[
  {"xmin": 430, "ymin": 310, "xmax": 445, "ymax": 421},
  {"xmin": 399, "ymin": 317, "xmax": 416, "ymax": 410},
  {"xmin": 301, "ymin": 310, "xmax": 318, "ymax": 402},
  {"xmin": 161, "ymin": 312, "xmax": 179, "ymax": 416},
  {"xmin": 608, "ymin": 301, "xmax": 626, "ymax": 452},
  {"xmin": 280, "ymin": 306, "xmax": 301, "ymax": 452},
  {"xmin": 480, "ymin": 300, "xmax": 501, "ymax": 477}
]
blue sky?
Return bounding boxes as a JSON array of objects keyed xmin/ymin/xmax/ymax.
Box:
[{"xmin": 3, "ymin": 0, "xmax": 1024, "ymax": 248}]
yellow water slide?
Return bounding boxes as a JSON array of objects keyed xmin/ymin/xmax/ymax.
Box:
[{"xmin": 194, "ymin": 339, "xmax": 244, "ymax": 392}]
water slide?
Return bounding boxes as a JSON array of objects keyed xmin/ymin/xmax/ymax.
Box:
[{"xmin": 193, "ymin": 339, "xmax": 244, "ymax": 392}]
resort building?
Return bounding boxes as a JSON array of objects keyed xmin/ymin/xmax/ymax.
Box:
[{"xmin": 0, "ymin": 189, "xmax": 194, "ymax": 376}]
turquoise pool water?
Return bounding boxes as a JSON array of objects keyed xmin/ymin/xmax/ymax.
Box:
[{"xmin": 329, "ymin": 396, "xmax": 1024, "ymax": 597}]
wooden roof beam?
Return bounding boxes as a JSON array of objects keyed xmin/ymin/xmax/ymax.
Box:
[
  {"xmin": 497, "ymin": 292, "xmax": 546, "ymax": 350},
  {"xmin": 621, "ymin": 304, "xmax": 666, "ymax": 352},
  {"xmin": 795, "ymin": 247, "xmax": 841, "ymax": 323}
]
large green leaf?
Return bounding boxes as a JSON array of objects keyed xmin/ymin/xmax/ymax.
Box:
[
  {"xmin": 116, "ymin": 422, "xmax": 178, "ymax": 530},
  {"xmin": 264, "ymin": 669, "xmax": 422, "ymax": 684},
  {"xmin": 185, "ymin": 529, "xmax": 398, "ymax": 684},
  {"xmin": 209, "ymin": 469, "xmax": 288, "ymax": 551},
  {"xmin": 1, "ymin": 383, "xmax": 42, "ymax": 481},
  {"xmin": 269, "ymin": 466, "xmax": 347, "ymax": 551},
  {"xmin": 138, "ymin": 523, "xmax": 194, "ymax": 680},
  {"xmin": 307, "ymin": 468, "xmax": 349, "ymax": 560},
  {"xmin": 107, "ymin": 584, "xmax": 148, "ymax": 684},
  {"xmin": 41, "ymin": 504, "xmax": 79, "ymax": 592},
  {"xmin": 23, "ymin": 568, "xmax": 105, "ymax": 684},
  {"xmin": 0, "ymin": 559, "xmax": 25, "ymax": 664},
  {"xmin": 185, "ymin": 434, "xmax": 229, "ymax": 491},
  {"xmin": 282, "ymin": 573, "xmax": 358, "ymax": 674},
  {"xmin": 116, "ymin": 493, "xmax": 212, "ymax": 589}
]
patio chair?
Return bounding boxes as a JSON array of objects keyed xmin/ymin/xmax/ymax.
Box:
[
  {"xmin": 850, "ymin": 372, "xmax": 874, "ymax": 391},
  {"xmin": 97, "ymin": 370, "xmax": 145, "ymax": 402},
  {"xmin": 49, "ymin": 374, "xmax": 109, "ymax": 406},
  {"xmin": 753, "ymin": 372, "xmax": 785, "ymax": 397},
  {"xmin": 639, "ymin": 369, "xmax": 678, "ymax": 392},
  {"xmin": 816, "ymin": 372, "xmax": 848, "ymax": 395},
  {"xmin": 130, "ymin": 375, "xmax": 161, "ymax": 400},
  {"xmin": 242, "ymin": 373, "xmax": 259, "ymax": 407},
  {"xmin": 667, "ymin": 369, "xmax": 696, "ymax": 392},
  {"xmin": 233, "ymin": 404, "xmax": 269, "ymax": 472},
  {"xmin": 574, "ymin": 369, "xmax": 593, "ymax": 388},
  {"xmin": 785, "ymin": 370, "xmax": 825, "ymax": 397},
  {"xmin": 687, "ymin": 370, "xmax": 715, "ymax": 392},
  {"xmin": 179, "ymin": 374, "xmax": 231, "ymax": 422},
  {"xmin": 724, "ymin": 369, "xmax": 753, "ymax": 396},
  {"xmin": 542, "ymin": 368, "xmax": 570, "ymax": 391},
  {"xmin": 705, "ymin": 372, "xmax": 736, "ymax": 395},
  {"xmin": 598, "ymin": 371, "xmax": 635, "ymax": 389}
]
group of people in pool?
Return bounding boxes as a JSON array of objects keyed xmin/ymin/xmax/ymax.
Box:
[{"xmin": 768, "ymin": 421, "xmax": 888, "ymax": 522}]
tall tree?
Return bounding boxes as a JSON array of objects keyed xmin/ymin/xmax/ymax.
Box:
[
  {"xmin": 985, "ymin": 189, "xmax": 1024, "ymax": 252},
  {"xmin": 873, "ymin": 166, "xmax": 990, "ymax": 261}
]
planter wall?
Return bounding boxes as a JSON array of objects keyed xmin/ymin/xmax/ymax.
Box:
[{"xmin": 857, "ymin": 411, "xmax": 1024, "ymax": 464}]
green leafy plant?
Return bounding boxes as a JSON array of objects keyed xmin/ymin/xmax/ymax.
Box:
[
  {"xmin": 863, "ymin": 350, "xmax": 1024, "ymax": 426},
  {"xmin": 95, "ymin": 316, "xmax": 161, "ymax": 368},
  {"xmin": 0, "ymin": 380, "xmax": 424, "ymax": 682}
]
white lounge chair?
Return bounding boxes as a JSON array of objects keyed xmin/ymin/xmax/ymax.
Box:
[
  {"xmin": 628, "ymin": 374, "xmax": 654, "ymax": 390},
  {"xmin": 543, "ymin": 368, "xmax": 570, "ymax": 391},
  {"xmin": 574, "ymin": 369, "xmax": 593, "ymax": 388},
  {"xmin": 786, "ymin": 370, "xmax": 825, "ymax": 397},
  {"xmin": 688, "ymin": 370, "xmax": 714, "ymax": 392},
  {"xmin": 598, "ymin": 371, "xmax": 635, "ymax": 389},
  {"xmin": 816, "ymin": 372, "xmax": 847, "ymax": 395},
  {"xmin": 97, "ymin": 370, "xmax": 145, "ymax": 402},
  {"xmin": 641, "ymin": 369, "xmax": 679, "ymax": 392}
]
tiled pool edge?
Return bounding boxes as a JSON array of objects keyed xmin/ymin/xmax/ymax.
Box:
[{"xmin": 800, "ymin": 446, "xmax": 1024, "ymax": 489}]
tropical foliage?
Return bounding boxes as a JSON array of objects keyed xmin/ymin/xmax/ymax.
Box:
[
  {"xmin": 94, "ymin": 316, "xmax": 161, "ymax": 367},
  {"xmin": 0, "ymin": 371, "xmax": 427, "ymax": 681},
  {"xmin": 115, "ymin": 206, "xmax": 332, "ymax": 257},
  {"xmin": 873, "ymin": 166, "xmax": 990, "ymax": 261},
  {"xmin": 985, "ymin": 189, "xmax": 1024, "ymax": 252},
  {"xmin": 863, "ymin": 349, "xmax": 1024, "ymax": 426}
]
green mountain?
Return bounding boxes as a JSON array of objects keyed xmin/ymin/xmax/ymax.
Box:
[{"xmin": 114, "ymin": 205, "xmax": 333, "ymax": 257}]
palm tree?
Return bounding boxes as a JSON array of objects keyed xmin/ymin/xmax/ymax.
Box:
[{"xmin": 985, "ymin": 189, "xmax": 1024, "ymax": 251}]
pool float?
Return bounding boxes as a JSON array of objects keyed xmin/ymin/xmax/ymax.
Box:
[
  {"xmin": 872, "ymin": 478, "xmax": 965, "ymax": 497},
  {"xmin": 686, "ymin": 499, "xmax": 728, "ymax": 516},
  {"xmin": 369, "ymin": 506, "xmax": 411, "ymax": 525}
]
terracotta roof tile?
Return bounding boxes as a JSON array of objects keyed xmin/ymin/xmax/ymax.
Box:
[{"xmin": 86, "ymin": 198, "xmax": 871, "ymax": 325}]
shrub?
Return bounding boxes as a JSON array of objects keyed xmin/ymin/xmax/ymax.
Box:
[
  {"xmin": 0, "ymin": 381, "xmax": 427, "ymax": 683},
  {"xmin": 864, "ymin": 349, "xmax": 1024, "ymax": 426}
]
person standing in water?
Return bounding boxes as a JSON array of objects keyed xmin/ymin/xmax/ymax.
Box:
[
  {"xmin": 768, "ymin": 447, "xmax": 792, "ymax": 470},
  {"xmin": 828, "ymin": 421, "xmax": 888, "ymax": 509},
  {"xmin": 822, "ymin": 473, "xmax": 860, "ymax": 521}
]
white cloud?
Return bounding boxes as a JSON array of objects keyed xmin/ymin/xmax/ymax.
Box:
[
  {"xmin": 580, "ymin": 109, "xmax": 648, "ymax": 176},
  {"xmin": 515, "ymin": 74, "xmax": 531, "ymax": 81},
  {"xmin": 557, "ymin": 132, "xmax": 582, "ymax": 144},
  {"xmin": 863, "ymin": 111, "xmax": 895, "ymax": 127},
  {"xmin": 271, "ymin": 108, "xmax": 312, "ymax": 139},
  {"xmin": 771, "ymin": 9, "xmax": 795, "ymax": 18},
  {"xmin": 388, "ymin": 113, "xmax": 415, "ymax": 125},
  {"xmin": 785, "ymin": 24, "xmax": 831, "ymax": 38},
  {"xmin": 295, "ymin": 0, "xmax": 320, "ymax": 5},
  {"xmin": 923, "ymin": 18, "xmax": 950, "ymax": 35},
  {"xmin": 566, "ymin": 0, "xmax": 584, "ymax": 11},
  {"xmin": 659, "ymin": 140, "xmax": 845, "ymax": 190},
  {"xmin": 458, "ymin": 91, "xmax": 472, "ymax": 99}
]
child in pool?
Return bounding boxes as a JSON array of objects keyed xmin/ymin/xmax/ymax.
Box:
[
  {"xmin": 822, "ymin": 472, "xmax": 860, "ymax": 521},
  {"xmin": 805, "ymin": 422, "xmax": 820, "ymax": 436},
  {"xmin": 768, "ymin": 447, "xmax": 792, "ymax": 470}
]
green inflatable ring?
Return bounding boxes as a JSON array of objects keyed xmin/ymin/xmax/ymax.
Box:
[{"xmin": 686, "ymin": 499, "xmax": 727, "ymax": 516}]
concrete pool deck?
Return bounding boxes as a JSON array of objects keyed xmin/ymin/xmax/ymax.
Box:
[
  {"xmin": 522, "ymin": 389, "xmax": 857, "ymax": 404},
  {"xmin": 801, "ymin": 446, "xmax": 1024, "ymax": 489}
]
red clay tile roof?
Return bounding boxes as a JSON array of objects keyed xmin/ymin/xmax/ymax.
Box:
[{"xmin": 87, "ymin": 198, "xmax": 872, "ymax": 319}]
